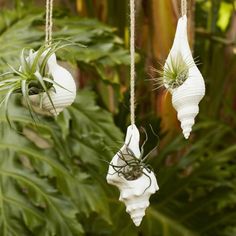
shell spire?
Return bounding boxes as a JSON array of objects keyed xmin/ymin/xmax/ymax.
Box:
[
  {"xmin": 164, "ymin": 15, "xmax": 205, "ymax": 139},
  {"xmin": 106, "ymin": 125, "xmax": 159, "ymax": 226}
]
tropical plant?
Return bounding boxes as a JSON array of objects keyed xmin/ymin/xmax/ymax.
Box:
[
  {"xmin": 0, "ymin": 90, "xmax": 123, "ymax": 236},
  {"xmin": 0, "ymin": 0, "xmax": 235, "ymax": 236},
  {"xmin": 0, "ymin": 43, "xmax": 70, "ymax": 122},
  {"xmin": 0, "ymin": 3, "xmax": 127, "ymax": 236},
  {"xmin": 76, "ymin": 1, "xmax": 236, "ymax": 235}
]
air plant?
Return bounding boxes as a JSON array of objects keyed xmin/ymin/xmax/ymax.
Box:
[
  {"xmin": 152, "ymin": 52, "xmax": 198, "ymax": 90},
  {"xmin": 0, "ymin": 41, "xmax": 75, "ymax": 124},
  {"xmin": 108, "ymin": 128, "xmax": 157, "ymax": 192},
  {"xmin": 106, "ymin": 125, "xmax": 159, "ymax": 226}
]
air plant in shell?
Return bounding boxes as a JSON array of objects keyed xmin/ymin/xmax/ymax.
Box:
[
  {"xmin": 153, "ymin": 15, "xmax": 205, "ymax": 139},
  {"xmin": 106, "ymin": 125, "xmax": 159, "ymax": 227},
  {"xmin": 0, "ymin": 42, "xmax": 77, "ymax": 124},
  {"xmin": 153, "ymin": 52, "xmax": 196, "ymax": 90}
]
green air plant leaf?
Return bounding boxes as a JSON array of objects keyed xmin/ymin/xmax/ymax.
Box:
[
  {"xmin": 21, "ymin": 79, "xmax": 35, "ymax": 122},
  {"xmin": 20, "ymin": 48, "xmax": 31, "ymax": 74},
  {"xmin": 38, "ymin": 41, "xmax": 79, "ymax": 76},
  {"xmin": 153, "ymin": 52, "xmax": 198, "ymax": 90}
]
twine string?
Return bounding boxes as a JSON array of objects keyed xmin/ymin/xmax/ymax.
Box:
[
  {"xmin": 130, "ymin": 0, "xmax": 135, "ymax": 125},
  {"xmin": 45, "ymin": 0, "xmax": 54, "ymax": 45},
  {"xmin": 181, "ymin": 0, "xmax": 187, "ymax": 16},
  {"xmin": 45, "ymin": 0, "xmax": 49, "ymax": 43}
]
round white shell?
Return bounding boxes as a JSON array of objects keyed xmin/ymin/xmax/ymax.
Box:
[
  {"xmin": 25, "ymin": 50, "xmax": 76, "ymax": 116},
  {"xmin": 106, "ymin": 125, "xmax": 159, "ymax": 226},
  {"xmin": 164, "ymin": 15, "xmax": 205, "ymax": 139},
  {"xmin": 42, "ymin": 53, "xmax": 76, "ymax": 116}
]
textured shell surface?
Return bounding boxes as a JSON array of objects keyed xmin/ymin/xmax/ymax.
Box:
[
  {"xmin": 42, "ymin": 53, "xmax": 77, "ymax": 116},
  {"xmin": 25, "ymin": 50, "xmax": 77, "ymax": 115},
  {"xmin": 106, "ymin": 125, "xmax": 159, "ymax": 227},
  {"xmin": 164, "ymin": 15, "xmax": 205, "ymax": 139}
]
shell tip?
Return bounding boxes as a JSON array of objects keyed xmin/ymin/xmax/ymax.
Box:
[
  {"xmin": 183, "ymin": 132, "xmax": 190, "ymax": 139},
  {"xmin": 133, "ymin": 218, "xmax": 142, "ymax": 227}
]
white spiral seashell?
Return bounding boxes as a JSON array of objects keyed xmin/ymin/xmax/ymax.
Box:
[
  {"xmin": 106, "ymin": 125, "xmax": 159, "ymax": 226},
  {"xmin": 42, "ymin": 53, "xmax": 76, "ymax": 116},
  {"xmin": 25, "ymin": 49, "xmax": 76, "ymax": 115},
  {"xmin": 164, "ymin": 15, "xmax": 205, "ymax": 139}
]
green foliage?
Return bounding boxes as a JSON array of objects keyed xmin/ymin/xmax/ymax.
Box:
[
  {"xmin": 79, "ymin": 121, "xmax": 236, "ymax": 236},
  {"xmin": 0, "ymin": 5, "xmax": 130, "ymax": 113},
  {"xmin": 0, "ymin": 5, "xmax": 127, "ymax": 236},
  {"xmin": 0, "ymin": 1, "xmax": 235, "ymax": 236},
  {"xmin": 0, "ymin": 7, "xmax": 129, "ymax": 83},
  {"xmin": 0, "ymin": 90, "xmax": 123, "ymax": 235}
]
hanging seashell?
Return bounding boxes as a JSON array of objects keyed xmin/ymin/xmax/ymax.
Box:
[
  {"xmin": 163, "ymin": 15, "xmax": 205, "ymax": 139},
  {"xmin": 42, "ymin": 53, "xmax": 76, "ymax": 116},
  {"xmin": 25, "ymin": 49, "xmax": 77, "ymax": 116},
  {"xmin": 106, "ymin": 125, "xmax": 159, "ymax": 227}
]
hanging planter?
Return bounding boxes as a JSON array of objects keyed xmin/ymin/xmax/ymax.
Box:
[
  {"xmin": 26, "ymin": 47, "xmax": 77, "ymax": 116},
  {"xmin": 155, "ymin": 15, "xmax": 205, "ymax": 139},
  {"xmin": 0, "ymin": 43, "xmax": 76, "ymax": 121},
  {"xmin": 106, "ymin": 0, "xmax": 158, "ymax": 226},
  {"xmin": 106, "ymin": 125, "xmax": 159, "ymax": 226},
  {"xmin": 0, "ymin": 0, "xmax": 77, "ymax": 121}
]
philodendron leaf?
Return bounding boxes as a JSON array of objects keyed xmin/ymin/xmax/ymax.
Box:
[
  {"xmin": 67, "ymin": 90, "xmax": 123, "ymax": 147},
  {"xmin": 0, "ymin": 90, "xmax": 124, "ymax": 234},
  {"xmin": 0, "ymin": 7, "xmax": 129, "ymax": 88},
  {"xmin": 0, "ymin": 152, "xmax": 83, "ymax": 236},
  {"xmin": 0, "ymin": 11, "xmax": 43, "ymax": 72}
]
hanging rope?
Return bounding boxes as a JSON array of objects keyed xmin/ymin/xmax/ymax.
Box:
[
  {"xmin": 181, "ymin": 0, "xmax": 187, "ymax": 16},
  {"xmin": 130, "ymin": 0, "xmax": 136, "ymax": 125},
  {"xmin": 45, "ymin": 0, "xmax": 54, "ymax": 45}
]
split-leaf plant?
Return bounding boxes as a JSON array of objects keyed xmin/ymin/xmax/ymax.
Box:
[
  {"xmin": 0, "ymin": 91, "xmax": 123, "ymax": 236},
  {"xmin": 0, "ymin": 1, "xmax": 236, "ymax": 236},
  {"xmin": 0, "ymin": 4, "xmax": 127, "ymax": 236}
]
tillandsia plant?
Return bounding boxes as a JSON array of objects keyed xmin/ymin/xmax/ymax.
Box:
[
  {"xmin": 106, "ymin": 125, "xmax": 159, "ymax": 227},
  {"xmin": 109, "ymin": 127, "xmax": 157, "ymax": 188},
  {"xmin": 0, "ymin": 41, "xmax": 77, "ymax": 124},
  {"xmin": 153, "ymin": 52, "xmax": 197, "ymax": 90}
]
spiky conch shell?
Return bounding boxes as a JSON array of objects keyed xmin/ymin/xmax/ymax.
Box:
[
  {"xmin": 164, "ymin": 15, "xmax": 205, "ymax": 139},
  {"xmin": 27, "ymin": 50, "xmax": 76, "ymax": 116},
  {"xmin": 106, "ymin": 125, "xmax": 159, "ymax": 227}
]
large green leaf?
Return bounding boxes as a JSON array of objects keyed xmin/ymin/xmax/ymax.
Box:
[
  {"xmin": 0, "ymin": 88, "xmax": 123, "ymax": 235},
  {"xmin": 0, "ymin": 150, "xmax": 83, "ymax": 236},
  {"xmin": 0, "ymin": 7, "xmax": 129, "ymax": 84}
]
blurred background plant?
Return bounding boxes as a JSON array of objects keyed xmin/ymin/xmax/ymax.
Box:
[{"xmin": 0, "ymin": 0, "xmax": 235, "ymax": 235}]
